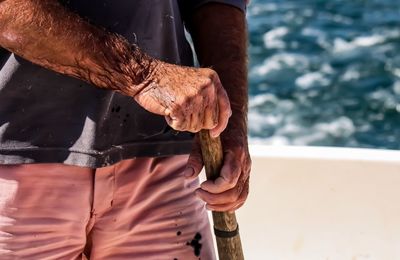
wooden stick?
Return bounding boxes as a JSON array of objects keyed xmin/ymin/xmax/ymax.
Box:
[{"xmin": 199, "ymin": 130, "xmax": 244, "ymax": 260}]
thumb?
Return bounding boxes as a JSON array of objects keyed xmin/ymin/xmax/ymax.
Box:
[{"xmin": 184, "ymin": 136, "xmax": 203, "ymax": 179}]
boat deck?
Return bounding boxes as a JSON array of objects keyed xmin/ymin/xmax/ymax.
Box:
[{"xmin": 216, "ymin": 146, "xmax": 400, "ymax": 260}]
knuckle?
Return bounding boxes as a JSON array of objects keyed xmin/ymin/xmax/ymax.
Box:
[
  {"xmin": 199, "ymin": 80, "xmax": 212, "ymax": 92},
  {"xmin": 242, "ymin": 183, "xmax": 250, "ymax": 198},
  {"xmin": 180, "ymin": 96, "xmax": 193, "ymax": 107},
  {"xmin": 203, "ymin": 77, "xmax": 212, "ymax": 87},
  {"xmin": 169, "ymin": 103, "xmax": 180, "ymax": 114},
  {"xmin": 203, "ymin": 67, "xmax": 217, "ymax": 77}
]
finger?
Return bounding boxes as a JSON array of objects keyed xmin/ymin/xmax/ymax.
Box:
[
  {"xmin": 195, "ymin": 186, "xmax": 240, "ymax": 205},
  {"xmin": 228, "ymin": 201, "xmax": 245, "ymax": 213},
  {"xmin": 184, "ymin": 136, "xmax": 203, "ymax": 179},
  {"xmin": 187, "ymin": 95, "xmax": 205, "ymax": 133},
  {"xmin": 186, "ymin": 112, "xmax": 196, "ymax": 133},
  {"xmin": 135, "ymin": 89, "xmax": 169, "ymax": 116},
  {"xmin": 196, "ymin": 174, "xmax": 249, "ymax": 205},
  {"xmin": 165, "ymin": 109, "xmax": 187, "ymax": 131},
  {"xmin": 228, "ymin": 179, "xmax": 250, "ymax": 213},
  {"xmin": 209, "ymin": 84, "xmax": 231, "ymax": 138},
  {"xmin": 201, "ymin": 86, "xmax": 218, "ymax": 130},
  {"xmin": 205, "ymin": 179, "xmax": 249, "ymax": 212},
  {"xmin": 206, "ymin": 202, "xmax": 241, "ymax": 212},
  {"xmin": 200, "ymin": 151, "xmax": 240, "ymax": 194}
]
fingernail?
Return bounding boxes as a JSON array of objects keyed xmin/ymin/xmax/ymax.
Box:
[
  {"xmin": 184, "ymin": 167, "xmax": 194, "ymax": 178},
  {"xmin": 210, "ymin": 131, "xmax": 219, "ymax": 138}
]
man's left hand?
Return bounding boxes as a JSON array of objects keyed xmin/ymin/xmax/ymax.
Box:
[{"xmin": 184, "ymin": 130, "xmax": 251, "ymax": 213}]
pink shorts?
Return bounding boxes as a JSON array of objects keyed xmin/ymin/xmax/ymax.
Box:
[{"xmin": 0, "ymin": 155, "xmax": 215, "ymax": 259}]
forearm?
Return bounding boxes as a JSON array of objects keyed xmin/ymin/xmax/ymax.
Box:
[
  {"xmin": 0, "ymin": 0, "xmax": 153, "ymax": 96},
  {"xmin": 186, "ymin": 3, "xmax": 250, "ymax": 212},
  {"xmin": 188, "ymin": 3, "xmax": 248, "ymax": 140}
]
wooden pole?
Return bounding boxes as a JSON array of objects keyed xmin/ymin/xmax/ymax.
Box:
[{"xmin": 199, "ymin": 130, "xmax": 244, "ymax": 260}]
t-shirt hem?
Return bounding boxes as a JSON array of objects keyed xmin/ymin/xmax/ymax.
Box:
[
  {"xmin": 0, "ymin": 140, "xmax": 194, "ymax": 169},
  {"xmin": 191, "ymin": 0, "xmax": 246, "ymax": 12}
]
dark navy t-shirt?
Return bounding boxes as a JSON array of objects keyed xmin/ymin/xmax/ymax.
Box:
[{"xmin": 0, "ymin": 0, "xmax": 245, "ymax": 168}]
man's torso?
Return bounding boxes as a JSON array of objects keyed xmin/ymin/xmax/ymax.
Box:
[{"xmin": 0, "ymin": 0, "xmax": 194, "ymax": 168}]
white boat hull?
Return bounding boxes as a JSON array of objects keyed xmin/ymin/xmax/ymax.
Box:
[{"xmin": 226, "ymin": 145, "xmax": 400, "ymax": 260}]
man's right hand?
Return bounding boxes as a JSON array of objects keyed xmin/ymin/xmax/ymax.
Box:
[
  {"xmin": 0, "ymin": 0, "xmax": 231, "ymax": 136},
  {"xmin": 135, "ymin": 62, "xmax": 232, "ymax": 136}
]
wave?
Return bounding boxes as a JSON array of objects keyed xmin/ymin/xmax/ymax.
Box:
[{"xmin": 247, "ymin": 0, "xmax": 400, "ymax": 150}]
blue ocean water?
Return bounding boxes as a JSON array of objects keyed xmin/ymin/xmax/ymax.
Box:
[{"xmin": 247, "ymin": 0, "xmax": 400, "ymax": 149}]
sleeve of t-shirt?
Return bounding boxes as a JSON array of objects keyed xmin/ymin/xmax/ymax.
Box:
[{"xmin": 184, "ymin": 0, "xmax": 246, "ymax": 13}]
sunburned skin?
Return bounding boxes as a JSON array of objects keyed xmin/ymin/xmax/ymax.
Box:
[
  {"xmin": 0, "ymin": 0, "xmax": 251, "ymax": 211},
  {"xmin": 0, "ymin": 0, "xmax": 231, "ymax": 135},
  {"xmin": 185, "ymin": 3, "xmax": 251, "ymax": 212}
]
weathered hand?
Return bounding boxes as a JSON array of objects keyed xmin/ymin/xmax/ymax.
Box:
[
  {"xmin": 184, "ymin": 130, "xmax": 251, "ymax": 212},
  {"xmin": 134, "ymin": 62, "xmax": 231, "ymax": 136}
]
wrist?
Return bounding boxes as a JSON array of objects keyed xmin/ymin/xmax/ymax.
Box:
[
  {"xmin": 89, "ymin": 33, "xmax": 159, "ymax": 97},
  {"xmin": 221, "ymin": 127, "xmax": 248, "ymax": 152},
  {"xmin": 223, "ymin": 116, "xmax": 248, "ymax": 142}
]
